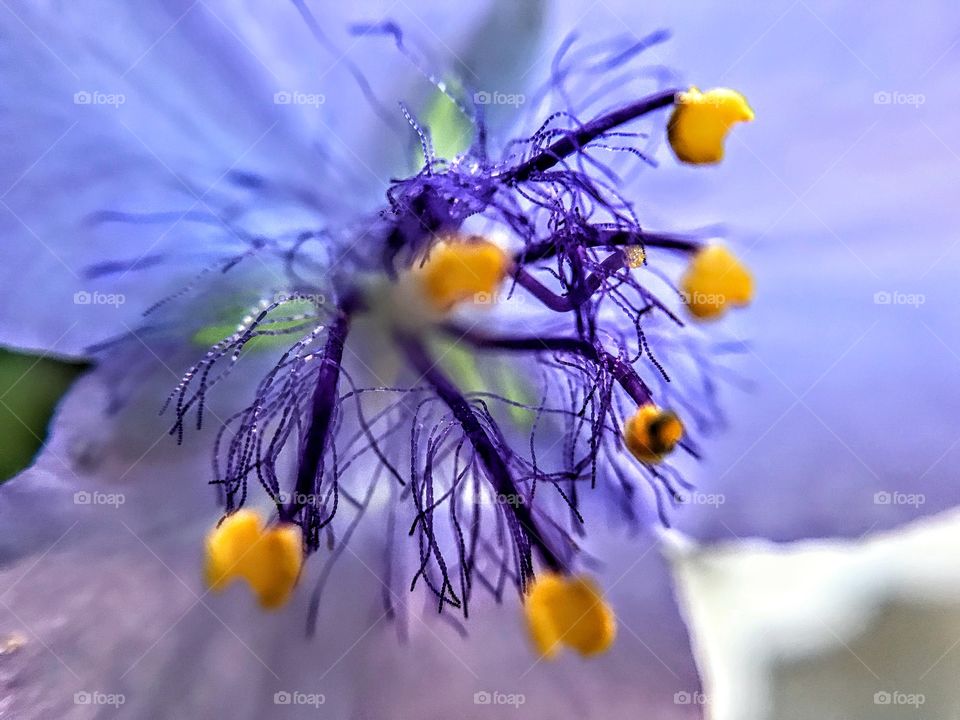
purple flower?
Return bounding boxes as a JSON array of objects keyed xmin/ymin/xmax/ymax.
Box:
[{"xmin": 1, "ymin": 2, "xmax": 954, "ymax": 718}]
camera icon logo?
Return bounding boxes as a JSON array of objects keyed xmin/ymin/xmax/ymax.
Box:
[
  {"xmin": 874, "ymin": 691, "xmax": 892, "ymax": 705},
  {"xmin": 73, "ymin": 91, "xmax": 92, "ymax": 105},
  {"xmin": 74, "ymin": 691, "xmax": 92, "ymax": 705},
  {"xmin": 274, "ymin": 91, "xmax": 292, "ymax": 105},
  {"xmin": 473, "ymin": 91, "xmax": 491, "ymax": 105},
  {"xmin": 474, "ymin": 691, "xmax": 491, "ymax": 705},
  {"xmin": 274, "ymin": 691, "xmax": 292, "ymax": 705},
  {"xmin": 873, "ymin": 91, "xmax": 892, "ymax": 105}
]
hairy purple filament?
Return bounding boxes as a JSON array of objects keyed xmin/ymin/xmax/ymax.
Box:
[
  {"xmin": 442, "ymin": 327, "xmax": 652, "ymax": 407},
  {"xmin": 515, "ymin": 249, "xmax": 627, "ymax": 312},
  {"xmin": 518, "ymin": 228, "xmax": 701, "ymax": 264},
  {"xmin": 168, "ymin": 82, "xmax": 718, "ymax": 620},
  {"xmin": 507, "ymin": 89, "xmax": 677, "ymax": 181},
  {"xmin": 398, "ymin": 333, "xmax": 563, "ymax": 582},
  {"xmin": 282, "ymin": 294, "xmax": 359, "ymax": 538}
]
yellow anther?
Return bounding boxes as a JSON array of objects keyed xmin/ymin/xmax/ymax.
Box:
[
  {"xmin": 416, "ymin": 236, "xmax": 511, "ymax": 311},
  {"xmin": 204, "ymin": 509, "xmax": 303, "ymax": 610},
  {"xmin": 525, "ymin": 572, "xmax": 616, "ymax": 659},
  {"xmin": 624, "ymin": 245, "xmax": 646, "ymax": 269},
  {"xmin": 679, "ymin": 244, "xmax": 753, "ymax": 319},
  {"xmin": 624, "ymin": 404, "xmax": 684, "ymax": 463},
  {"xmin": 668, "ymin": 87, "xmax": 754, "ymax": 165}
]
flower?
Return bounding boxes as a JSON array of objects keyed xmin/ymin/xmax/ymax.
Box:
[
  {"xmin": 172, "ymin": 74, "xmax": 748, "ymax": 618},
  {"xmin": 0, "ymin": 2, "xmax": 953, "ymax": 719}
]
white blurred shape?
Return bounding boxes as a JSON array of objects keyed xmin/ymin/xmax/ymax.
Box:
[{"xmin": 666, "ymin": 509, "xmax": 960, "ymax": 719}]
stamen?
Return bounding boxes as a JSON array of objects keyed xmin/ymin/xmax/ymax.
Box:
[
  {"xmin": 204, "ymin": 509, "xmax": 303, "ymax": 610},
  {"xmin": 415, "ymin": 236, "xmax": 511, "ymax": 311},
  {"xmin": 509, "ymin": 89, "xmax": 679, "ymax": 181},
  {"xmin": 624, "ymin": 245, "xmax": 646, "ymax": 268},
  {"xmin": 517, "ymin": 229, "xmax": 702, "ymax": 264},
  {"xmin": 524, "ymin": 572, "xmax": 616, "ymax": 659},
  {"xmin": 162, "ymin": 30, "xmax": 757, "ymax": 637},
  {"xmin": 624, "ymin": 404, "xmax": 684, "ymax": 463},
  {"xmin": 445, "ymin": 328, "xmax": 653, "ymax": 406},
  {"xmin": 398, "ymin": 333, "xmax": 564, "ymax": 581},
  {"xmin": 514, "ymin": 250, "xmax": 626, "ymax": 313},
  {"xmin": 679, "ymin": 244, "xmax": 753, "ymax": 319},
  {"xmin": 668, "ymin": 87, "xmax": 754, "ymax": 164}
]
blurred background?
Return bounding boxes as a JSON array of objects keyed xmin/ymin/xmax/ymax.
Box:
[{"xmin": 0, "ymin": 350, "xmax": 84, "ymax": 481}]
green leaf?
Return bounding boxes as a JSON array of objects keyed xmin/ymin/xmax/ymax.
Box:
[
  {"xmin": 415, "ymin": 86, "xmax": 474, "ymax": 166},
  {"xmin": 412, "ymin": 0, "xmax": 547, "ymax": 169},
  {"xmin": 429, "ymin": 335, "xmax": 535, "ymax": 428},
  {"xmin": 0, "ymin": 349, "xmax": 87, "ymax": 481},
  {"xmin": 491, "ymin": 362, "xmax": 536, "ymax": 427}
]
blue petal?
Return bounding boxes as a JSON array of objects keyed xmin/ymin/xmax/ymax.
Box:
[
  {"xmin": 0, "ymin": 0, "xmax": 536, "ymax": 357},
  {"xmin": 571, "ymin": 0, "xmax": 960, "ymax": 540},
  {"xmin": 0, "ymin": 349, "xmax": 704, "ymax": 718}
]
